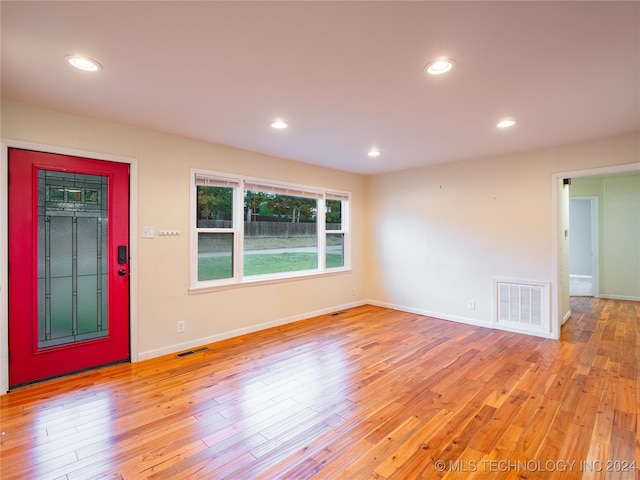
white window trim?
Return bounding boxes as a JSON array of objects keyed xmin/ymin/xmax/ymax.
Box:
[
  {"xmin": 190, "ymin": 169, "xmax": 351, "ymax": 294},
  {"xmin": 325, "ymin": 192, "xmax": 350, "ymax": 273}
]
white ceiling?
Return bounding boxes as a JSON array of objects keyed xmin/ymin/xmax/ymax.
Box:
[{"xmin": 2, "ymin": 1, "xmax": 639, "ymax": 175}]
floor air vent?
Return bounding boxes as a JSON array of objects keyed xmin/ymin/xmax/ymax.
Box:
[
  {"xmin": 176, "ymin": 346, "xmax": 209, "ymax": 358},
  {"xmin": 494, "ymin": 279, "xmax": 550, "ymax": 335}
]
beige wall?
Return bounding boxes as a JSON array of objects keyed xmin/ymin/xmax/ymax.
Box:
[
  {"xmin": 2, "ymin": 98, "xmax": 639, "ymax": 365},
  {"xmin": 1, "ymin": 100, "xmax": 367, "ymax": 359},
  {"xmin": 365, "ymin": 132, "xmax": 639, "ymax": 336},
  {"xmin": 570, "ymin": 173, "xmax": 640, "ymax": 300}
]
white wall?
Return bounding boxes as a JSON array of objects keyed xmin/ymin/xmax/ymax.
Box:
[
  {"xmin": 571, "ymin": 173, "xmax": 640, "ymax": 300},
  {"xmin": 365, "ymin": 132, "xmax": 640, "ymax": 337},
  {"xmin": 0, "ymin": 100, "xmax": 367, "ymax": 366}
]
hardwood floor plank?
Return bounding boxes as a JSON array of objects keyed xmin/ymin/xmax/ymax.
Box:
[
  {"xmin": 338, "ymin": 415, "xmax": 423, "ymax": 479},
  {"xmin": 1, "ymin": 299, "xmax": 638, "ymax": 479},
  {"xmin": 372, "ymin": 408, "xmax": 449, "ymax": 478},
  {"xmin": 466, "ymin": 397, "xmax": 521, "ymax": 454}
]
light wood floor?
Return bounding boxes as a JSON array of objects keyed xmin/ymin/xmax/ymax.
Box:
[{"xmin": 1, "ymin": 298, "xmax": 638, "ymax": 479}]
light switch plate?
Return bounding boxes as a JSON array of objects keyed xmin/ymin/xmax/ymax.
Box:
[{"xmin": 142, "ymin": 226, "xmax": 155, "ymax": 238}]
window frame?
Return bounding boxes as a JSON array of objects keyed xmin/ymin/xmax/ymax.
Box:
[
  {"xmin": 190, "ymin": 169, "xmax": 351, "ymax": 293},
  {"xmin": 325, "ymin": 191, "xmax": 350, "ymax": 271}
]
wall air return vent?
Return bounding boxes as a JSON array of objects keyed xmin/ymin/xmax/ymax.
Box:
[{"xmin": 494, "ymin": 278, "xmax": 550, "ymax": 336}]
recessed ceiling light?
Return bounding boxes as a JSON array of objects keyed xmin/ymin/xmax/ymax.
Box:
[
  {"xmin": 367, "ymin": 149, "xmax": 381, "ymax": 157},
  {"xmin": 496, "ymin": 119, "xmax": 516, "ymax": 128},
  {"xmin": 424, "ymin": 57, "xmax": 455, "ymax": 75},
  {"xmin": 270, "ymin": 120, "xmax": 289, "ymax": 129},
  {"xmin": 65, "ymin": 55, "xmax": 102, "ymax": 72}
]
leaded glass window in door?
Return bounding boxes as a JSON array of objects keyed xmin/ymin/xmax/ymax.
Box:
[{"xmin": 37, "ymin": 170, "xmax": 109, "ymax": 349}]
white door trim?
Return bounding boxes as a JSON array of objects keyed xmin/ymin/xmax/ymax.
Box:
[{"xmin": 0, "ymin": 139, "xmax": 139, "ymax": 394}]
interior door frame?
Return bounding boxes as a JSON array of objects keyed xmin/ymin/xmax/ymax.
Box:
[{"xmin": 0, "ymin": 139, "xmax": 139, "ymax": 394}]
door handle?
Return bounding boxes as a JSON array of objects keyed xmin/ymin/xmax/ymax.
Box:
[{"xmin": 118, "ymin": 269, "xmax": 127, "ymax": 276}]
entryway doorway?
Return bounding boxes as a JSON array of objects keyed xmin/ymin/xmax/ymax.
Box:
[{"xmin": 8, "ymin": 148, "xmax": 131, "ymax": 387}]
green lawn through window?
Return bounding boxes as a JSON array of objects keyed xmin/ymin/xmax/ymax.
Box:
[{"xmin": 198, "ymin": 252, "xmax": 343, "ymax": 281}]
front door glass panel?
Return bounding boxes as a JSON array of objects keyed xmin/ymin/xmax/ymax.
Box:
[{"xmin": 37, "ymin": 170, "xmax": 109, "ymax": 349}]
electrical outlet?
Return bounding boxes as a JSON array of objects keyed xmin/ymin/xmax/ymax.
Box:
[
  {"xmin": 468, "ymin": 301, "xmax": 476, "ymax": 310},
  {"xmin": 177, "ymin": 320, "xmax": 185, "ymax": 333}
]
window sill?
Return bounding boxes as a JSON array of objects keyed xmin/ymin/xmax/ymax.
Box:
[{"xmin": 188, "ymin": 268, "xmax": 353, "ymax": 295}]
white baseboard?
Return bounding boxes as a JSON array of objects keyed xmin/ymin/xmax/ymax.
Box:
[
  {"xmin": 366, "ymin": 299, "xmax": 492, "ymax": 329},
  {"xmin": 137, "ymin": 300, "xmax": 367, "ymax": 361},
  {"xmin": 600, "ymin": 294, "xmax": 640, "ymax": 302},
  {"xmin": 368, "ymin": 299, "xmax": 560, "ymax": 339},
  {"xmin": 562, "ymin": 309, "xmax": 572, "ymax": 325}
]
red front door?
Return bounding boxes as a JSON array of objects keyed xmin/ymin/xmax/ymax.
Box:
[{"xmin": 8, "ymin": 148, "xmax": 130, "ymax": 386}]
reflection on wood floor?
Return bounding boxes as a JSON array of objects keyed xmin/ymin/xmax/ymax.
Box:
[{"xmin": 1, "ymin": 298, "xmax": 638, "ymax": 479}]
